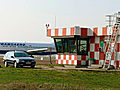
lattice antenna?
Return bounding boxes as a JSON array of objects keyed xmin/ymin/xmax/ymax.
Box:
[{"xmin": 106, "ymin": 15, "xmax": 115, "ymax": 27}]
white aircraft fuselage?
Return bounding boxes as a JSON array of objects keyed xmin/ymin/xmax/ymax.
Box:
[{"xmin": 0, "ymin": 42, "xmax": 56, "ymax": 55}]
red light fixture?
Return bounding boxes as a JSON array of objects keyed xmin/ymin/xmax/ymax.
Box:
[{"xmin": 46, "ymin": 24, "xmax": 50, "ymax": 28}]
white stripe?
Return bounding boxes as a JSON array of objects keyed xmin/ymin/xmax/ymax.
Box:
[
  {"xmin": 117, "ymin": 36, "xmax": 120, "ymax": 43},
  {"xmin": 111, "ymin": 60, "xmax": 115, "ymax": 65},
  {"xmin": 117, "ymin": 52, "xmax": 120, "ymax": 61},
  {"xmin": 51, "ymin": 29, "xmax": 55, "ymax": 36},
  {"xmin": 66, "ymin": 27, "xmax": 70, "ymax": 35},
  {"xmin": 71, "ymin": 55, "xmax": 74, "ymax": 60},
  {"xmin": 95, "ymin": 52, "xmax": 99, "ymax": 60},
  {"xmin": 58, "ymin": 60, "xmax": 61, "ymax": 64},
  {"xmin": 59, "ymin": 28, "xmax": 62, "ymax": 36},
  {"xmin": 66, "ymin": 55, "xmax": 69, "ymax": 60},
  {"xmin": 75, "ymin": 26, "xmax": 81, "ymax": 35},
  {"xmin": 63, "ymin": 60, "xmax": 66, "ymax": 64},
  {"xmin": 107, "ymin": 27, "xmax": 112, "ymax": 35},
  {"xmin": 61, "ymin": 55, "xmax": 64, "ymax": 60},
  {"xmin": 118, "ymin": 28, "xmax": 120, "ymax": 35},
  {"xmin": 99, "ymin": 60, "xmax": 104, "ymax": 65},
  {"xmin": 86, "ymin": 56, "xmax": 89, "ymax": 60},
  {"xmin": 69, "ymin": 60, "xmax": 71, "ymax": 64},
  {"xmin": 95, "ymin": 37, "xmax": 100, "ymax": 43},
  {"xmin": 56, "ymin": 55, "xmax": 58, "ymax": 59},
  {"xmin": 98, "ymin": 27, "xmax": 102, "ymax": 36},
  {"xmin": 74, "ymin": 60, "xmax": 77, "ymax": 65},
  {"xmin": 90, "ymin": 44, "xmax": 95, "ymax": 52},
  {"xmin": 88, "ymin": 28, "xmax": 93, "ymax": 36}
]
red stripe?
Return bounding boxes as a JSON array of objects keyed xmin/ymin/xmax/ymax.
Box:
[
  {"xmin": 102, "ymin": 27, "xmax": 107, "ymax": 35},
  {"xmin": 100, "ymin": 36, "xmax": 104, "ymax": 41},
  {"xmin": 56, "ymin": 60, "xmax": 58, "ymax": 64},
  {"xmin": 111, "ymin": 52, "xmax": 114, "ymax": 60},
  {"xmin": 74, "ymin": 55, "xmax": 77, "ymax": 60},
  {"xmin": 69, "ymin": 55, "xmax": 71, "ymax": 60},
  {"xmin": 61, "ymin": 60, "xmax": 63, "ymax": 64},
  {"xmin": 106, "ymin": 60, "xmax": 109, "ymax": 64},
  {"xmin": 93, "ymin": 27, "xmax": 98, "ymax": 36},
  {"xmin": 117, "ymin": 61, "xmax": 119, "ymax": 67},
  {"xmin": 58, "ymin": 54, "xmax": 61, "ymax": 59},
  {"xmin": 70, "ymin": 27, "xmax": 75, "ymax": 35},
  {"xmin": 77, "ymin": 60, "xmax": 81, "ymax": 65},
  {"xmin": 90, "ymin": 52, "xmax": 94, "ymax": 58},
  {"xmin": 62, "ymin": 28, "xmax": 66, "ymax": 36},
  {"xmin": 81, "ymin": 55, "xmax": 86, "ymax": 60},
  {"xmin": 64, "ymin": 55, "xmax": 66, "ymax": 60},
  {"xmin": 90, "ymin": 37, "xmax": 95, "ymax": 43},
  {"xmin": 95, "ymin": 60, "xmax": 99, "ymax": 64},
  {"xmin": 95, "ymin": 44, "xmax": 99, "ymax": 51},
  {"xmin": 66, "ymin": 60, "xmax": 69, "ymax": 64},
  {"xmin": 47, "ymin": 29, "xmax": 51, "ymax": 36},
  {"xmin": 71, "ymin": 60, "xmax": 74, "ymax": 65},
  {"xmin": 117, "ymin": 43, "xmax": 120, "ymax": 52},
  {"xmin": 99, "ymin": 52, "xmax": 105, "ymax": 60},
  {"xmin": 81, "ymin": 28, "xmax": 88, "ymax": 36},
  {"xmin": 55, "ymin": 29, "xmax": 58, "ymax": 36}
]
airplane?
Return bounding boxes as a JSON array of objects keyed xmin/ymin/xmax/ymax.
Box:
[{"xmin": 0, "ymin": 42, "xmax": 56, "ymax": 55}]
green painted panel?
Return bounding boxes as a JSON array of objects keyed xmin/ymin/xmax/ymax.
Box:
[{"xmin": 100, "ymin": 41, "xmax": 104, "ymax": 47}]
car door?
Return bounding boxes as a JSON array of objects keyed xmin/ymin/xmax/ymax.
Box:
[{"xmin": 8, "ymin": 52, "xmax": 15, "ymax": 62}]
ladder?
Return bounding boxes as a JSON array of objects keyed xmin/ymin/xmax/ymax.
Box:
[
  {"xmin": 103, "ymin": 27, "xmax": 112, "ymax": 54},
  {"xmin": 103, "ymin": 24, "xmax": 119, "ymax": 69}
]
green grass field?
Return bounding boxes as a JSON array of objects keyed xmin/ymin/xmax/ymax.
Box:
[{"xmin": 0, "ymin": 65, "xmax": 120, "ymax": 90}]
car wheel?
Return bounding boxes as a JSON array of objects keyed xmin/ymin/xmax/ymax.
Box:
[
  {"xmin": 5, "ymin": 61, "xmax": 8, "ymax": 67},
  {"xmin": 31, "ymin": 65, "xmax": 35, "ymax": 68},
  {"xmin": 20, "ymin": 65, "xmax": 23, "ymax": 68},
  {"xmin": 14, "ymin": 62, "xmax": 18, "ymax": 68}
]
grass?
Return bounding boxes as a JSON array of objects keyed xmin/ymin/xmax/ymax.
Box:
[{"xmin": 0, "ymin": 65, "xmax": 120, "ymax": 89}]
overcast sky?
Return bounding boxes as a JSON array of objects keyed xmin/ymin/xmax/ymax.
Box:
[{"xmin": 0, "ymin": 0, "xmax": 120, "ymax": 43}]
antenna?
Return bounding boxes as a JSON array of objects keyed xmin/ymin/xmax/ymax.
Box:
[
  {"xmin": 106, "ymin": 15, "xmax": 113, "ymax": 27},
  {"xmin": 55, "ymin": 16, "xmax": 56, "ymax": 27},
  {"xmin": 116, "ymin": 11, "xmax": 120, "ymax": 24}
]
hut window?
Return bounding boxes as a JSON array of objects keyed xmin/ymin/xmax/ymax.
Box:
[
  {"xmin": 77, "ymin": 39, "xmax": 89, "ymax": 55},
  {"xmin": 54, "ymin": 38, "xmax": 77, "ymax": 54},
  {"xmin": 55, "ymin": 38, "xmax": 89, "ymax": 55},
  {"xmin": 54, "ymin": 39, "xmax": 63, "ymax": 53},
  {"xmin": 63, "ymin": 39, "xmax": 69, "ymax": 53},
  {"xmin": 69, "ymin": 39, "xmax": 77, "ymax": 53}
]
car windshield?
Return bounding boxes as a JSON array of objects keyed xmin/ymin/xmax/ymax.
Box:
[{"xmin": 14, "ymin": 52, "xmax": 30, "ymax": 57}]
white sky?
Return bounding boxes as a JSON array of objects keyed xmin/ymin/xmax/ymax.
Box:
[{"xmin": 0, "ymin": 0, "xmax": 120, "ymax": 43}]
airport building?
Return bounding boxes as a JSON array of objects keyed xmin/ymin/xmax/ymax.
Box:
[{"xmin": 47, "ymin": 12, "xmax": 120, "ymax": 69}]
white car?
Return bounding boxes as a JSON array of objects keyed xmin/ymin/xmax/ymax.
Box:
[{"xmin": 3, "ymin": 51, "xmax": 36, "ymax": 68}]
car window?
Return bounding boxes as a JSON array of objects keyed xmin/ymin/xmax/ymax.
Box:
[
  {"xmin": 9, "ymin": 52, "xmax": 14, "ymax": 58},
  {"xmin": 8, "ymin": 52, "xmax": 12, "ymax": 58},
  {"xmin": 4, "ymin": 52, "xmax": 8, "ymax": 58},
  {"xmin": 14, "ymin": 53, "xmax": 29, "ymax": 57}
]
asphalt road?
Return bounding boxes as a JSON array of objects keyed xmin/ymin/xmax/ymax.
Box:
[{"xmin": 0, "ymin": 56, "xmax": 56, "ymax": 65}]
